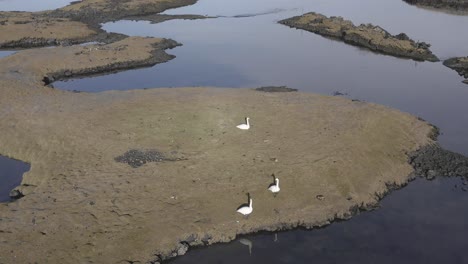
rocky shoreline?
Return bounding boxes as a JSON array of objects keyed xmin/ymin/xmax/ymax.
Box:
[
  {"xmin": 403, "ymin": 0, "xmax": 468, "ymax": 12},
  {"xmin": 45, "ymin": 38, "xmax": 180, "ymax": 84},
  {"xmin": 443, "ymin": 57, "xmax": 468, "ymax": 84},
  {"xmin": 0, "ymin": 81, "xmax": 441, "ymax": 263},
  {"xmin": 279, "ymin": 12, "xmax": 439, "ymax": 62}
]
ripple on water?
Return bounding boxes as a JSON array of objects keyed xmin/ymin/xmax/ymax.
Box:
[
  {"xmin": 168, "ymin": 177, "xmax": 468, "ymax": 264},
  {"xmin": 0, "ymin": 155, "xmax": 30, "ymax": 202}
]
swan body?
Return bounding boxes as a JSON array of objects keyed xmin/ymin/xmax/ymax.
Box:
[
  {"xmin": 236, "ymin": 117, "xmax": 250, "ymax": 130},
  {"xmin": 237, "ymin": 198, "xmax": 253, "ymax": 216},
  {"xmin": 268, "ymin": 178, "xmax": 280, "ymax": 193}
]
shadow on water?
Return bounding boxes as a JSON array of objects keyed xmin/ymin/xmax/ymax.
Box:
[
  {"xmin": 0, "ymin": 155, "xmax": 30, "ymax": 202},
  {"xmin": 168, "ymin": 177, "xmax": 468, "ymax": 264},
  {"xmin": 53, "ymin": 52, "xmax": 254, "ymax": 92}
]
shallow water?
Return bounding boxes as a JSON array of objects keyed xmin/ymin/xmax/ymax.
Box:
[
  {"xmin": 0, "ymin": 50, "xmax": 15, "ymax": 58},
  {"xmin": 55, "ymin": 0, "xmax": 468, "ymax": 155},
  {"xmin": 0, "ymin": 155, "xmax": 30, "ymax": 202},
  {"xmin": 169, "ymin": 177, "xmax": 468, "ymax": 264},
  {"xmin": 0, "ymin": 0, "xmax": 73, "ymax": 12}
]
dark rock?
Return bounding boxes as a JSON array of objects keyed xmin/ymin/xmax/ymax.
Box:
[
  {"xmin": 123, "ymin": 14, "xmax": 209, "ymax": 24},
  {"xmin": 115, "ymin": 149, "xmax": 184, "ymax": 168},
  {"xmin": 255, "ymin": 86, "xmax": 298, "ymax": 93},
  {"xmin": 9, "ymin": 189, "xmax": 24, "ymax": 199},
  {"xmin": 201, "ymin": 234, "xmax": 212, "ymax": 244},
  {"xmin": 443, "ymin": 57, "xmax": 468, "ymax": 79},
  {"xmin": 403, "ymin": 0, "xmax": 468, "ymax": 11},
  {"xmin": 279, "ymin": 12, "xmax": 439, "ymax": 62},
  {"xmin": 332, "ymin": 91, "xmax": 348, "ymax": 96},
  {"xmin": 426, "ymin": 169, "xmax": 437, "ymax": 180},
  {"xmin": 409, "ymin": 144, "xmax": 468, "ymax": 179},
  {"xmin": 184, "ymin": 234, "xmax": 197, "ymax": 244},
  {"xmin": 395, "ymin": 33, "xmax": 410, "ymax": 41},
  {"xmin": 416, "ymin": 41, "xmax": 431, "ymax": 49}
]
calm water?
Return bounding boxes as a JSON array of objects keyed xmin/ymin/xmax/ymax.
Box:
[
  {"xmin": 0, "ymin": 155, "xmax": 30, "ymax": 202},
  {"xmin": 3, "ymin": 0, "xmax": 468, "ymax": 262},
  {"xmin": 55, "ymin": 0, "xmax": 468, "ymax": 155},
  {"xmin": 169, "ymin": 177, "xmax": 468, "ymax": 264},
  {"xmin": 0, "ymin": 51, "xmax": 15, "ymax": 58},
  {"xmin": 0, "ymin": 0, "xmax": 72, "ymax": 11}
]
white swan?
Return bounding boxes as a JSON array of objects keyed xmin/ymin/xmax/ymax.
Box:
[
  {"xmin": 236, "ymin": 117, "xmax": 250, "ymax": 130},
  {"xmin": 268, "ymin": 177, "xmax": 280, "ymax": 196},
  {"xmin": 237, "ymin": 198, "xmax": 253, "ymax": 217}
]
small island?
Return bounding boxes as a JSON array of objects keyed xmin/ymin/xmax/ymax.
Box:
[
  {"xmin": 279, "ymin": 12, "xmax": 439, "ymax": 62},
  {"xmin": 403, "ymin": 0, "xmax": 468, "ymax": 13},
  {"xmin": 443, "ymin": 57, "xmax": 468, "ymax": 85}
]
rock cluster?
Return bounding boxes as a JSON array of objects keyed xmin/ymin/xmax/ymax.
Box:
[
  {"xmin": 279, "ymin": 12, "xmax": 439, "ymax": 62},
  {"xmin": 443, "ymin": 57, "xmax": 468, "ymax": 84},
  {"xmin": 403, "ymin": 0, "xmax": 468, "ymax": 12}
]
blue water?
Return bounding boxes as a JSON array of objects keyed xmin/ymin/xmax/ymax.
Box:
[
  {"xmin": 169, "ymin": 177, "xmax": 468, "ymax": 264},
  {"xmin": 0, "ymin": 155, "xmax": 30, "ymax": 202},
  {"xmin": 0, "ymin": 0, "xmax": 73, "ymax": 11},
  {"xmin": 0, "ymin": 50, "xmax": 15, "ymax": 58},
  {"xmin": 55, "ymin": 0, "xmax": 468, "ymax": 156}
]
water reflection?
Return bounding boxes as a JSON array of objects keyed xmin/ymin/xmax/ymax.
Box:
[
  {"xmin": 55, "ymin": 11, "xmax": 468, "ymax": 154},
  {"xmin": 169, "ymin": 177, "xmax": 468, "ymax": 264},
  {"xmin": 165, "ymin": 0, "xmax": 468, "ymax": 57},
  {"xmin": 239, "ymin": 238, "xmax": 253, "ymax": 255},
  {"xmin": 0, "ymin": 0, "xmax": 73, "ymax": 11},
  {"xmin": 0, "ymin": 155, "xmax": 30, "ymax": 202}
]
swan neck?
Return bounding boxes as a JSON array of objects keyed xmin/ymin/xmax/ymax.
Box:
[
  {"xmin": 246, "ymin": 118, "xmax": 250, "ymax": 126},
  {"xmin": 276, "ymin": 178, "xmax": 279, "ymax": 187},
  {"xmin": 249, "ymin": 198, "xmax": 252, "ymax": 208}
]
